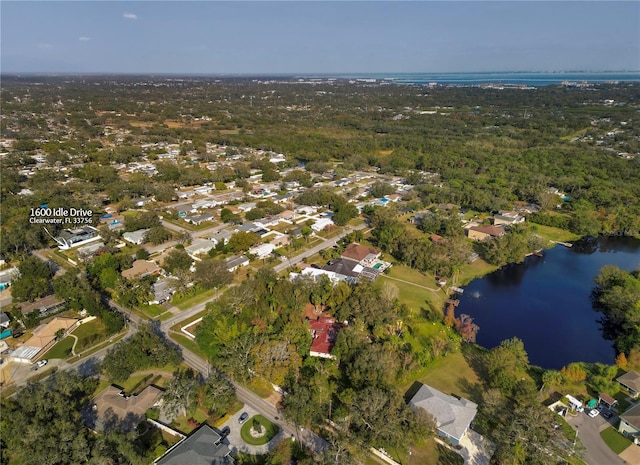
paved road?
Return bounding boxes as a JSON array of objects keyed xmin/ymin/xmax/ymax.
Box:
[
  {"xmin": 272, "ymin": 223, "xmax": 367, "ymax": 273},
  {"xmin": 567, "ymin": 410, "xmax": 626, "ymax": 465},
  {"xmin": 173, "ymin": 343, "xmax": 329, "ymax": 455}
]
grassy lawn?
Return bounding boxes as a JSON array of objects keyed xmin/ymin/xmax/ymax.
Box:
[
  {"xmin": 456, "ymin": 258, "xmax": 498, "ymax": 287},
  {"xmin": 240, "ymin": 415, "xmax": 280, "ymax": 445},
  {"xmin": 248, "ymin": 377, "xmax": 275, "ymax": 399},
  {"xmin": 170, "ymin": 333, "xmax": 208, "ymax": 360},
  {"xmin": 383, "ymin": 438, "xmax": 463, "ymax": 465},
  {"xmin": 600, "ymin": 426, "xmax": 632, "ymax": 454},
  {"xmin": 46, "ymin": 337, "xmax": 75, "ymax": 359},
  {"xmin": 403, "ymin": 351, "xmax": 481, "ymax": 402},
  {"xmin": 139, "ymin": 304, "xmax": 166, "ymax": 319},
  {"xmin": 530, "ymin": 224, "xmax": 580, "ymax": 244},
  {"xmin": 614, "ymin": 392, "xmax": 632, "ymax": 412},
  {"xmin": 382, "ymin": 265, "xmax": 445, "ymax": 312},
  {"xmin": 72, "ymin": 318, "xmax": 109, "ymax": 351},
  {"xmin": 173, "ymin": 287, "xmax": 219, "ymax": 310}
]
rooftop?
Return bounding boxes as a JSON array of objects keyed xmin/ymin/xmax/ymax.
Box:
[{"xmin": 155, "ymin": 423, "xmax": 233, "ymax": 465}]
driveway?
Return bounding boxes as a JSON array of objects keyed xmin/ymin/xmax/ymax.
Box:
[
  {"xmin": 220, "ymin": 404, "xmax": 285, "ymax": 455},
  {"xmin": 566, "ymin": 410, "xmax": 626, "ymax": 465},
  {"xmin": 458, "ymin": 430, "xmax": 494, "ymax": 465}
]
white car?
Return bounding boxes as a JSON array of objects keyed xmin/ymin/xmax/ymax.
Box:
[
  {"xmin": 588, "ymin": 408, "xmax": 600, "ymax": 418},
  {"xmin": 36, "ymin": 359, "xmax": 48, "ymax": 368}
]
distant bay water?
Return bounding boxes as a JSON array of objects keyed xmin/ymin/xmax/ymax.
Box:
[
  {"xmin": 323, "ymin": 71, "xmax": 640, "ymax": 87},
  {"xmin": 456, "ymin": 236, "xmax": 640, "ymax": 369}
]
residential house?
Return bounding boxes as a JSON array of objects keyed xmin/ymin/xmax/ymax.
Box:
[
  {"xmin": 598, "ymin": 393, "xmax": 618, "ymax": 410},
  {"xmin": 209, "ymin": 229, "xmax": 233, "ymax": 246},
  {"xmin": 617, "ymin": 371, "xmax": 640, "ymax": 398},
  {"xmin": 249, "ymin": 243, "xmax": 275, "ymax": 259},
  {"xmin": 342, "ymin": 243, "xmax": 381, "ymax": 266},
  {"xmin": 493, "ymin": 211, "xmax": 526, "ymax": 227},
  {"xmin": 407, "ymin": 383, "xmax": 478, "ymax": 446},
  {"xmin": 309, "ymin": 316, "xmax": 342, "ymax": 359},
  {"xmin": 466, "ymin": 225, "xmax": 506, "ymax": 241},
  {"xmin": 150, "ymin": 278, "xmax": 176, "ymax": 305},
  {"xmin": 77, "ymin": 242, "xmax": 105, "ymax": 261},
  {"xmin": 225, "ymin": 255, "xmax": 249, "ymax": 272},
  {"xmin": 154, "ymin": 423, "xmax": 234, "ymax": 465},
  {"xmin": 121, "ymin": 260, "xmax": 161, "ymax": 280},
  {"xmin": 618, "ymin": 403, "xmax": 640, "ymax": 441},
  {"xmin": 123, "ymin": 229, "xmax": 149, "ymax": 245},
  {"xmin": 54, "ymin": 226, "xmax": 102, "ymax": 250},
  {"xmin": 10, "ymin": 317, "xmax": 78, "ymax": 363},
  {"xmin": 323, "ymin": 258, "xmax": 379, "ymax": 282},
  {"xmin": 311, "ymin": 217, "xmax": 334, "ymax": 232},
  {"xmin": 385, "ymin": 193, "xmax": 403, "ymax": 202},
  {"xmin": 237, "ymin": 202, "xmax": 257, "ymax": 213},
  {"xmin": 0, "ymin": 267, "xmax": 18, "ymax": 289},
  {"xmin": 184, "ymin": 213, "xmax": 215, "ymax": 226},
  {"xmin": 87, "ymin": 385, "xmax": 164, "ymax": 433},
  {"xmin": 186, "ymin": 239, "xmax": 217, "ymax": 259},
  {"xmin": 0, "ymin": 312, "xmax": 10, "ymax": 329},
  {"xmin": 19, "ymin": 294, "xmax": 66, "ymax": 317}
]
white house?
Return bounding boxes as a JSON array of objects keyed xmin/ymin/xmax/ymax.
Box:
[
  {"xmin": 123, "ymin": 229, "xmax": 149, "ymax": 245},
  {"xmin": 311, "ymin": 217, "xmax": 334, "ymax": 232},
  {"xmin": 249, "ymin": 243, "xmax": 276, "ymax": 259}
]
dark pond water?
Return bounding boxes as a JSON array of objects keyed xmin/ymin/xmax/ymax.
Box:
[{"xmin": 457, "ymin": 236, "xmax": 640, "ymax": 369}]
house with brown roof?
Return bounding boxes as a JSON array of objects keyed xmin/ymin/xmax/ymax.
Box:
[
  {"xmin": 466, "ymin": 225, "xmax": 506, "ymax": 241},
  {"xmin": 121, "ymin": 260, "xmax": 161, "ymax": 280},
  {"xmin": 10, "ymin": 316, "xmax": 79, "ymax": 363},
  {"xmin": 617, "ymin": 371, "xmax": 640, "ymax": 398},
  {"xmin": 87, "ymin": 384, "xmax": 164, "ymax": 432},
  {"xmin": 19, "ymin": 294, "xmax": 66, "ymax": 316},
  {"xmin": 341, "ymin": 243, "xmax": 381, "ymax": 266}
]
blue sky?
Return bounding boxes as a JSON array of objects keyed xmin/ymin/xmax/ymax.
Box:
[{"xmin": 2, "ymin": 1, "xmax": 638, "ymax": 74}]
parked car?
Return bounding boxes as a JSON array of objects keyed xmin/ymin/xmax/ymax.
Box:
[
  {"xmin": 36, "ymin": 359, "xmax": 48, "ymax": 368},
  {"xmin": 220, "ymin": 426, "xmax": 231, "ymax": 437},
  {"xmin": 238, "ymin": 412, "xmax": 249, "ymax": 424},
  {"xmin": 588, "ymin": 408, "xmax": 600, "ymax": 418},
  {"xmin": 603, "ymin": 410, "xmax": 613, "ymax": 419}
]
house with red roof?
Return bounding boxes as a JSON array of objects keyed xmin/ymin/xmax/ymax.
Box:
[{"xmin": 309, "ymin": 316, "xmax": 343, "ymax": 359}]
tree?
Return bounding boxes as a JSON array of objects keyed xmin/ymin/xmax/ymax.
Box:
[
  {"xmin": 202, "ymin": 371, "xmax": 236, "ymax": 416},
  {"xmin": 164, "ymin": 248, "xmax": 193, "ymax": 272},
  {"xmin": 486, "ymin": 338, "xmax": 530, "ymax": 394},
  {"xmin": 10, "ymin": 256, "xmax": 52, "ymax": 302},
  {"xmin": 616, "ymin": 352, "xmax": 629, "ymax": 369},
  {"xmin": 101, "ymin": 324, "xmax": 181, "ymax": 382},
  {"xmin": 227, "ymin": 231, "xmax": 259, "ymax": 253},
  {"xmin": 0, "ymin": 371, "xmax": 99, "ymax": 465},
  {"xmin": 144, "ymin": 226, "xmax": 171, "ymax": 245},
  {"xmin": 162, "ymin": 368, "xmax": 200, "ymax": 420},
  {"xmin": 194, "ymin": 259, "xmax": 233, "ymax": 289}
]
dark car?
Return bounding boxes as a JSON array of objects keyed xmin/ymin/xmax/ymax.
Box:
[
  {"xmin": 238, "ymin": 412, "xmax": 249, "ymax": 424},
  {"xmin": 220, "ymin": 426, "xmax": 231, "ymax": 437},
  {"xmin": 603, "ymin": 410, "xmax": 613, "ymax": 419}
]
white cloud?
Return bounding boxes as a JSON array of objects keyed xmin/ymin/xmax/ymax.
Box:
[
  {"xmin": 123, "ymin": 12, "xmax": 138, "ymax": 20},
  {"xmin": 78, "ymin": 37, "xmax": 91, "ymax": 41}
]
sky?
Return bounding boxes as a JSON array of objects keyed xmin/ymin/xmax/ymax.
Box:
[{"xmin": 1, "ymin": 1, "xmax": 639, "ymax": 74}]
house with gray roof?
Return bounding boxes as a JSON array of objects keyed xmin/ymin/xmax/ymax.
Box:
[
  {"xmin": 154, "ymin": 423, "xmax": 233, "ymax": 465},
  {"xmin": 123, "ymin": 229, "xmax": 149, "ymax": 245},
  {"xmin": 619, "ymin": 402, "xmax": 640, "ymax": 440},
  {"xmin": 408, "ymin": 382, "xmax": 477, "ymax": 446},
  {"xmin": 617, "ymin": 371, "xmax": 640, "ymax": 398}
]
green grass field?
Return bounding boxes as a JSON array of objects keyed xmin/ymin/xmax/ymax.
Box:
[
  {"xmin": 173, "ymin": 287, "xmax": 219, "ymax": 310},
  {"xmin": 530, "ymin": 224, "xmax": 580, "ymax": 244},
  {"xmin": 383, "ymin": 438, "xmax": 463, "ymax": 465},
  {"xmin": 72, "ymin": 318, "xmax": 109, "ymax": 351},
  {"xmin": 600, "ymin": 426, "xmax": 632, "ymax": 454},
  {"xmin": 240, "ymin": 415, "xmax": 280, "ymax": 446},
  {"xmin": 46, "ymin": 337, "xmax": 75, "ymax": 359},
  {"xmin": 407, "ymin": 351, "xmax": 481, "ymax": 401}
]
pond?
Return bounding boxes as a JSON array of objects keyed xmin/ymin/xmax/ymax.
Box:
[{"xmin": 457, "ymin": 236, "xmax": 640, "ymax": 369}]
